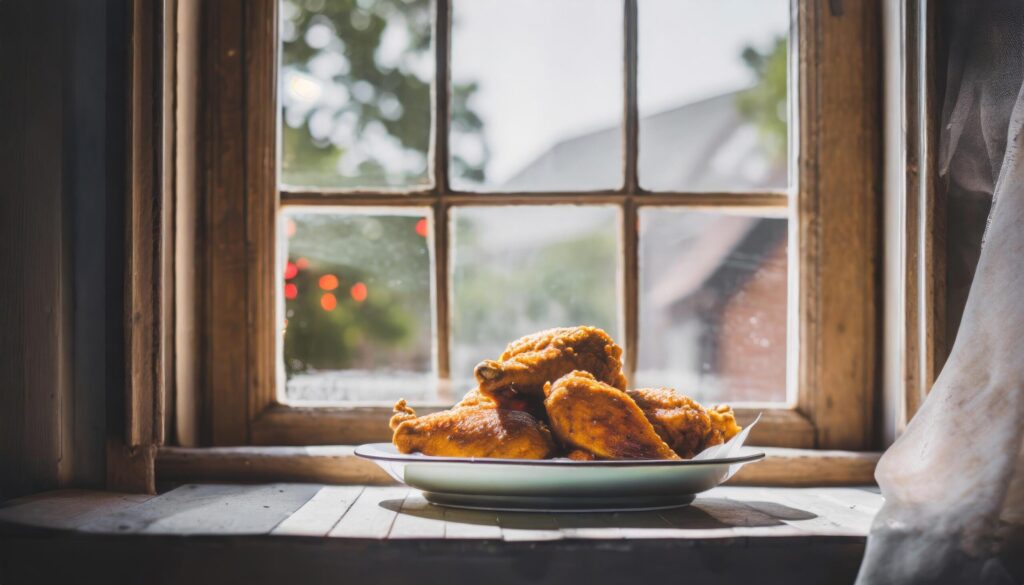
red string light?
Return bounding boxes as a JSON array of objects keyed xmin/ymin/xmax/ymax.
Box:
[
  {"xmin": 350, "ymin": 282, "xmax": 368, "ymax": 302},
  {"xmin": 284, "ymin": 261, "xmax": 298, "ymax": 280},
  {"xmin": 320, "ymin": 293, "xmax": 337, "ymax": 311}
]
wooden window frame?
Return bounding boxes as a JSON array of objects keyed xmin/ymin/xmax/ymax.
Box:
[{"xmin": 192, "ymin": 0, "xmax": 880, "ymax": 450}]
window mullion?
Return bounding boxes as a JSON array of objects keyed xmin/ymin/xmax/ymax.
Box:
[
  {"xmin": 433, "ymin": 0, "xmax": 452, "ymax": 398},
  {"xmin": 622, "ymin": 0, "xmax": 640, "ymax": 381}
]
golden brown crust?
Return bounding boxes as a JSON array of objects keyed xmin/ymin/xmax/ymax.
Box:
[
  {"xmin": 626, "ymin": 388, "xmax": 712, "ymax": 459},
  {"xmin": 544, "ymin": 371, "xmax": 679, "ymax": 460},
  {"xmin": 626, "ymin": 389, "xmax": 744, "ymax": 458},
  {"xmin": 705, "ymin": 404, "xmax": 742, "ymax": 446},
  {"xmin": 473, "ymin": 326, "xmax": 628, "ymax": 399},
  {"xmin": 390, "ymin": 401, "xmax": 555, "ymax": 459}
]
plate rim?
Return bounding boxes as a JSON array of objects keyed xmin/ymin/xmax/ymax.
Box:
[{"xmin": 354, "ymin": 442, "xmax": 765, "ymax": 467}]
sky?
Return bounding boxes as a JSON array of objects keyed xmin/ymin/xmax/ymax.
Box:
[{"xmin": 452, "ymin": 0, "xmax": 790, "ymax": 184}]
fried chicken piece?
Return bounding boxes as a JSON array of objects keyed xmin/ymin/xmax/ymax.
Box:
[
  {"xmin": 566, "ymin": 449, "xmax": 596, "ymax": 461},
  {"xmin": 453, "ymin": 387, "xmax": 496, "ymax": 409},
  {"xmin": 627, "ymin": 388, "xmax": 743, "ymax": 458},
  {"xmin": 474, "ymin": 326, "xmax": 628, "ymax": 399},
  {"xmin": 543, "ymin": 371, "xmax": 679, "ymax": 460},
  {"xmin": 626, "ymin": 388, "xmax": 713, "ymax": 459},
  {"xmin": 454, "ymin": 386, "xmax": 547, "ymax": 421},
  {"xmin": 389, "ymin": 400, "xmax": 555, "ymax": 459},
  {"xmin": 706, "ymin": 404, "xmax": 742, "ymax": 446}
]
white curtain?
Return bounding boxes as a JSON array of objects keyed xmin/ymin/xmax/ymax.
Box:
[{"xmin": 856, "ymin": 1, "xmax": 1024, "ymax": 583}]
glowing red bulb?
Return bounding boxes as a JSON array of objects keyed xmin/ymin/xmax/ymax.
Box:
[
  {"xmin": 284, "ymin": 261, "xmax": 298, "ymax": 280},
  {"xmin": 318, "ymin": 274, "xmax": 339, "ymax": 291},
  {"xmin": 415, "ymin": 218, "xmax": 428, "ymax": 238},
  {"xmin": 320, "ymin": 293, "xmax": 337, "ymax": 311},
  {"xmin": 296, "ymin": 257, "xmax": 310, "ymax": 269},
  {"xmin": 350, "ymin": 282, "xmax": 368, "ymax": 303},
  {"xmin": 284, "ymin": 283, "xmax": 298, "ymax": 300}
]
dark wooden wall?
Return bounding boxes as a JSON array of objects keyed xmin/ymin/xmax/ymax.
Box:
[{"xmin": 0, "ymin": 0, "xmax": 127, "ymax": 500}]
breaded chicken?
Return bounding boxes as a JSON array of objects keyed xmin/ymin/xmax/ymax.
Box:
[
  {"xmin": 627, "ymin": 388, "xmax": 743, "ymax": 458},
  {"xmin": 474, "ymin": 326, "xmax": 628, "ymax": 400},
  {"xmin": 389, "ymin": 400, "xmax": 555, "ymax": 459},
  {"xmin": 543, "ymin": 371, "xmax": 679, "ymax": 460},
  {"xmin": 626, "ymin": 388, "xmax": 713, "ymax": 459}
]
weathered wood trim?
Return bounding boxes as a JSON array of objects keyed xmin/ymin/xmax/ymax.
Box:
[
  {"xmin": 125, "ymin": 0, "xmax": 164, "ymax": 449},
  {"xmin": 110, "ymin": 0, "xmax": 167, "ymax": 494},
  {"xmin": 195, "ymin": 2, "xmax": 882, "ymax": 454},
  {"xmin": 281, "ymin": 190, "xmax": 790, "ymax": 209},
  {"xmin": 245, "ymin": 0, "xmax": 280, "ymax": 437},
  {"xmin": 156, "ymin": 445, "xmax": 878, "ymax": 487},
  {"xmin": 201, "ymin": 0, "xmax": 255, "ymax": 445},
  {"xmin": 899, "ymin": 0, "xmax": 946, "ymax": 430},
  {"xmin": 796, "ymin": 0, "xmax": 881, "ymax": 449}
]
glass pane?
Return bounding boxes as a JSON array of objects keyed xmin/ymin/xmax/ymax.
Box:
[
  {"xmin": 280, "ymin": 208, "xmax": 434, "ymax": 402},
  {"xmin": 450, "ymin": 206, "xmax": 621, "ymax": 391},
  {"xmin": 637, "ymin": 209, "xmax": 788, "ymax": 403},
  {"xmin": 638, "ymin": 0, "xmax": 789, "ymax": 191},
  {"xmin": 279, "ymin": 0, "xmax": 433, "ymax": 189},
  {"xmin": 450, "ymin": 0, "xmax": 623, "ymax": 191}
]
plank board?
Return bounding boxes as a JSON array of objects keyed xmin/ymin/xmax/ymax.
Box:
[
  {"xmin": 0, "ymin": 490, "xmax": 153, "ymax": 531},
  {"xmin": 497, "ymin": 511, "xmax": 563, "ymax": 542},
  {"xmin": 3, "ymin": 485, "xmax": 882, "ymax": 547},
  {"xmin": 79, "ymin": 483, "xmax": 320, "ymax": 535},
  {"xmin": 328, "ymin": 486, "xmax": 408, "ymax": 539},
  {"xmin": 442, "ymin": 507, "xmax": 503, "ymax": 539},
  {"xmin": 388, "ymin": 491, "xmax": 446, "ymax": 539},
  {"xmin": 271, "ymin": 485, "xmax": 364, "ymax": 537},
  {"xmin": 721, "ymin": 487, "xmax": 876, "ymax": 536}
]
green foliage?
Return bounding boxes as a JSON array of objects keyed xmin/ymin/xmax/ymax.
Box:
[
  {"xmin": 280, "ymin": 0, "xmax": 487, "ymax": 187},
  {"xmin": 283, "ymin": 213, "xmax": 432, "ymax": 376},
  {"xmin": 735, "ymin": 36, "xmax": 788, "ymax": 163}
]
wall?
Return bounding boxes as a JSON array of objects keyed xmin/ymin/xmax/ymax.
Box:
[{"xmin": 0, "ymin": 0, "xmax": 126, "ymax": 500}]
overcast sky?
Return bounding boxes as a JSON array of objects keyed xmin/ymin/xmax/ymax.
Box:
[{"xmin": 452, "ymin": 0, "xmax": 789, "ymax": 183}]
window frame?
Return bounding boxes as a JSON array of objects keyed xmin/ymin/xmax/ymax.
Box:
[{"xmin": 195, "ymin": 0, "xmax": 880, "ymax": 450}]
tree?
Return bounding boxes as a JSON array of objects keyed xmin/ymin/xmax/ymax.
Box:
[
  {"xmin": 278, "ymin": 0, "xmax": 489, "ymax": 379},
  {"xmin": 280, "ymin": 0, "xmax": 487, "ymax": 187},
  {"xmin": 735, "ymin": 36, "xmax": 788, "ymax": 164}
]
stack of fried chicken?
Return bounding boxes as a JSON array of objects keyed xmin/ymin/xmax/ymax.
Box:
[{"xmin": 389, "ymin": 326, "xmax": 742, "ymax": 461}]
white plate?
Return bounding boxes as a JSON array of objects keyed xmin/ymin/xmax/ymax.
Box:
[{"xmin": 355, "ymin": 443, "xmax": 765, "ymax": 512}]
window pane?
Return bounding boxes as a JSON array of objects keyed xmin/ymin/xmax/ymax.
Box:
[
  {"xmin": 450, "ymin": 206, "xmax": 621, "ymax": 391},
  {"xmin": 638, "ymin": 0, "xmax": 789, "ymax": 191},
  {"xmin": 280, "ymin": 208, "xmax": 434, "ymax": 402},
  {"xmin": 279, "ymin": 0, "xmax": 433, "ymax": 189},
  {"xmin": 450, "ymin": 0, "xmax": 623, "ymax": 191},
  {"xmin": 637, "ymin": 209, "xmax": 788, "ymax": 403}
]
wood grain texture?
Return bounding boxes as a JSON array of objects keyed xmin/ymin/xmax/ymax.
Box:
[
  {"xmin": 0, "ymin": 490, "xmax": 152, "ymax": 531},
  {"xmin": 125, "ymin": 0, "xmax": 164, "ymax": 449},
  {"xmin": 244, "ymin": 0, "xmax": 280, "ymax": 434},
  {"xmin": 202, "ymin": 0, "xmax": 250, "ymax": 445},
  {"xmin": 80, "ymin": 483, "xmax": 320, "ymax": 535},
  {"xmin": 328, "ymin": 486, "xmax": 408, "ymax": 538},
  {"xmin": 156, "ymin": 445, "xmax": 878, "ymax": 487},
  {"xmin": 157, "ymin": 445, "xmax": 393, "ymax": 484},
  {"xmin": 0, "ymin": 485, "xmax": 879, "ymax": 584},
  {"xmin": 796, "ymin": 0, "xmax": 881, "ymax": 450},
  {"xmin": 270, "ymin": 485, "xmax": 363, "ymax": 536},
  {"xmin": 2, "ymin": 484, "xmax": 881, "ymax": 542},
  {"xmin": 0, "ymin": 0, "xmax": 72, "ymax": 500},
  {"xmin": 900, "ymin": 0, "xmax": 948, "ymax": 430}
]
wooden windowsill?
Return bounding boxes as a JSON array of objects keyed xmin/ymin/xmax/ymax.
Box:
[
  {"xmin": 155, "ymin": 446, "xmax": 880, "ymax": 487},
  {"xmin": 0, "ymin": 483, "xmax": 882, "ymax": 583}
]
